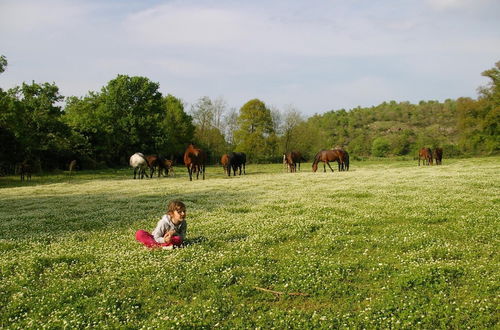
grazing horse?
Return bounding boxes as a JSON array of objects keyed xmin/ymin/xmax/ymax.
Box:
[
  {"xmin": 284, "ymin": 151, "xmax": 303, "ymax": 173},
  {"xmin": 159, "ymin": 159, "xmax": 174, "ymax": 176},
  {"xmin": 221, "ymin": 154, "xmax": 230, "ymax": 176},
  {"xmin": 332, "ymin": 148, "xmax": 350, "ymax": 171},
  {"xmin": 228, "ymin": 152, "xmax": 246, "ymax": 176},
  {"xmin": 19, "ymin": 161, "xmax": 32, "ymax": 181},
  {"xmin": 418, "ymin": 148, "xmax": 433, "ymax": 166},
  {"xmin": 184, "ymin": 144, "xmax": 207, "ymax": 181},
  {"xmin": 433, "ymin": 147, "xmax": 443, "ymax": 165},
  {"xmin": 130, "ymin": 153, "xmax": 148, "ymax": 179},
  {"xmin": 312, "ymin": 149, "xmax": 345, "ymax": 173}
]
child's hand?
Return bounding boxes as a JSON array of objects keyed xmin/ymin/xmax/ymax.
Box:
[{"xmin": 163, "ymin": 230, "xmax": 176, "ymax": 243}]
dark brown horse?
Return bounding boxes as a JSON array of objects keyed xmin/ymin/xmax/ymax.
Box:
[
  {"xmin": 418, "ymin": 148, "xmax": 433, "ymax": 166},
  {"xmin": 228, "ymin": 152, "xmax": 246, "ymax": 176},
  {"xmin": 18, "ymin": 161, "xmax": 32, "ymax": 181},
  {"xmin": 312, "ymin": 150, "xmax": 345, "ymax": 172},
  {"xmin": 332, "ymin": 148, "xmax": 349, "ymax": 171},
  {"xmin": 284, "ymin": 151, "xmax": 303, "ymax": 173},
  {"xmin": 184, "ymin": 144, "xmax": 206, "ymax": 181},
  {"xmin": 433, "ymin": 147, "xmax": 443, "ymax": 165},
  {"xmin": 159, "ymin": 159, "xmax": 174, "ymax": 176}
]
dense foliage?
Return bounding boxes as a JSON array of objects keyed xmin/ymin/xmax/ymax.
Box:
[{"xmin": 0, "ymin": 58, "xmax": 498, "ymax": 173}]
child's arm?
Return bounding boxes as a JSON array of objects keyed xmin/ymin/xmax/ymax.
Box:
[{"xmin": 152, "ymin": 218, "xmax": 169, "ymax": 243}]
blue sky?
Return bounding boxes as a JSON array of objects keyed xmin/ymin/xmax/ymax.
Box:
[{"xmin": 1, "ymin": 0, "xmax": 499, "ymax": 116}]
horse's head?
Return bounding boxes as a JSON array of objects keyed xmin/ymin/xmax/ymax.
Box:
[{"xmin": 312, "ymin": 162, "xmax": 318, "ymax": 172}]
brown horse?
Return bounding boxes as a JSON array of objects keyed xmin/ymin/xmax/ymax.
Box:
[
  {"xmin": 159, "ymin": 159, "xmax": 174, "ymax": 176},
  {"xmin": 284, "ymin": 151, "xmax": 303, "ymax": 173},
  {"xmin": 221, "ymin": 154, "xmax": 230, "ymax": 176},
  {"xmin": 332, "ymin": 148, "xmax": 349, "ymax": 171},
  {"xmin": 184, "ymin": 144, "xmax": 206, "ymax": 181},
  {"xmin": 312, "ymin": 150, "xmax": 345, "ymax": 172},
  {"xmin": 433, "ymin": 147, "xmax": 443, "ymax": 165},
  {"xmin": 418, "ymin": 148, "xmax": 433, "ymax": 166},
  {"xmin": 19, "ymin": 161, "xmax": 32, "ymax": 181}
]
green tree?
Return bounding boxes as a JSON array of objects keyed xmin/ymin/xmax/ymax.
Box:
[
  {"xmin": 234, "ymin": 99, "xmax": 275, "ymax": 162},
  {"xmin": 371, "ymin": 137, "xmax": 391, "ymax": 157},
  {"xmin": 4, "ymin": 82, "xmax": 72, "ymax": 170},
  {"xmin": 64, "ymin": 75, "xmax": 165, "ymax": 165}
]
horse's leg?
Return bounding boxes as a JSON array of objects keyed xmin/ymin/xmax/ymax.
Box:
[
  {"xmin": 187, "ymin": 165, "xmax": 192, "ymax": 181},
  {"xmin": 243, "ymin": 163, "xmax": 246, "ymax": 174},
  {"xmin": 202, "ymin": 165, "xmax": 205, "ymax": 180},
  {"xmin": 327, "ymin": 161, "xmax": 334, "ymax": 172},
  {"xmin": 323, "ymin": 162, "xmax": 326, "ymax": 172}
]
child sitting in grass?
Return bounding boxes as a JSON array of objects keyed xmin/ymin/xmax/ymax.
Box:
[{"xmin": 135, "ymin": 200, "xmax": 187, "ymax": 249}]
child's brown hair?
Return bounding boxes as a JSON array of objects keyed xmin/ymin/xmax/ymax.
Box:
[{"xmin": 167, "ymin": 200, "xmax": 186, "ymax": 215}]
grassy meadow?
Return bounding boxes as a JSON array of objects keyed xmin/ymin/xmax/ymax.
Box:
[{"xmin": 1, "ymin": 157, "xmax": 499, "ymax": 328}]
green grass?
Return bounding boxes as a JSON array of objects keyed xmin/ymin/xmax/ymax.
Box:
[{"xmin": 1, "ymin": 158, "xmax": 499, "ymax": 328}]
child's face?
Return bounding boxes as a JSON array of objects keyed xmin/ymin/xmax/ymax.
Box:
[{"xmin": 171, "ymin": 209, "xmax": 186, "ymax": 224}]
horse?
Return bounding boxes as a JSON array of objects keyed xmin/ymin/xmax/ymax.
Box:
[
  {"xmin": 418, "ymin": 148, "xmax": 433, "ymax": 166},
  {"xmin": 433, "ymin": 147, "xmax": 443, "ymax": 165},
  {"xmin": 18, "ymin": 161, "xmax": 32, "ymax": 181},
  {"xmin": 332, "ymin": 148, "xmax": 349, "ymax": 171},
  {"xmin": 284, "ymin": 151, "xmax": 303, "ymax": 173},
  {"xmin": 184, "ymin": 144, "xmax": 207, "ymax": 181},
  {"xmin": 159, "ymin": 159, "xmax": 174, "ymax": 176},
  {"xmin": 312, "ymin": 149, "xmax": 345, "ymax": 173},
  {"xmin": 228, "ymin": 152, "xmax": 246, "ymax": 176},
  {"xmin": 129, "ymin": 152, "xmax": 148, "ymax": 179},
  {"xmin": 221, "ymin": 154, "xmax": 230, "ymax": 176},
  {"xmin": 282, "ymin": 154, "xmax": 290, "ymax": 172}
]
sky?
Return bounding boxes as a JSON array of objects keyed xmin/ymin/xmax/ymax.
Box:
[{"xmin": 1, "ymin": 0, "xmax": 499, "ymax": 117}]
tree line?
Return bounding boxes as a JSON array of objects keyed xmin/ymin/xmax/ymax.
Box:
[{"xmin": 0, "ymin": 56, "xmax": 498, "ymax": 174}]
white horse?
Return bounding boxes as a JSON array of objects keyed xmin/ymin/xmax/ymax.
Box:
[{"xmin": 129, "ymin": 153, "xmax": 148, "ymax": 179}]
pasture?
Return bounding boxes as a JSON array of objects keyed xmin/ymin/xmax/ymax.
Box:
[{"xmin": 1, "ymin": 157, "xmax": 499, "ymax": 328}]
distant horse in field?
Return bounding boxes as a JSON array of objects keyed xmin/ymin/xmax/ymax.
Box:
[
  {"xmin": 418, "ymin": 148, "xmax": 433, "ymax": 166},
  {"xmin": 433, "ymin": 147, "xmax": 443, "ymax": 165},
  {"xmin": 228, "ymin": 152, "xmax": 246, "ymax": 176},
  {"xmin": 145, "ymin": 155, "xmax": 171, "ymax": 178},
  {"xmin": 221, "ymin": 154, "xmax": 230, "ymax": 176},
  {"xmin": 159, "ymin": 159, "xmax": 174, "ymax": 176},
  {"xmin": 312, "ymin": 149, "xmax": 345, "ymax": 172},
  {"xmin": 284, "ymin": 151, "xmax": 303, "ymax": 173},
  {"xmin": 184, "ymin": 144, "xmax": 207, "ymax": 181},
  {"xmin": 18, "ymin": 161, "xmax": 32, "ymax": 181},
  {"xmin": 282, "ymin": 154, "xmax": 289, "ymax": 172},
  {"xmin": 130, "ymin": 153, "xmax": 148, "ymax": 179},
  {"xmin": 332, "ymin": 148, "xmax": 350, "ymax": 171}
]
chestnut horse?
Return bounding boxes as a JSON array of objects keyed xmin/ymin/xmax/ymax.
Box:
[
  {"xmin": 221, "ymin": 154, "xmax": 230, "ymax": 176},
  {"xmin": 184, "ymin": 144, "xmax": 206, "ymax": 181},
  {"xmin": 433, "ymin": 147, "xmax": 443, "ymax": 165},
  {"xmin": 284, "ymin": 151, "xmax": 303, "ymax": 173},
  {"xmin": 418, "ymin": 148, "xmax": 433, "ymax": 166},
  {"xmin": 312, "ymin": 149, "xmax": 345, "ymax": 172}
]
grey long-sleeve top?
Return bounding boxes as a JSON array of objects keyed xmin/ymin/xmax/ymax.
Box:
[{"xmin": 152, "ymin": 214, "xmax": 187, "ymax": 243}]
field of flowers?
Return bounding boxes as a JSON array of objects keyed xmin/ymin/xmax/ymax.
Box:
[{"xmin": 1, "ymin": 157, "xmax": 499, "ymax": 328}]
